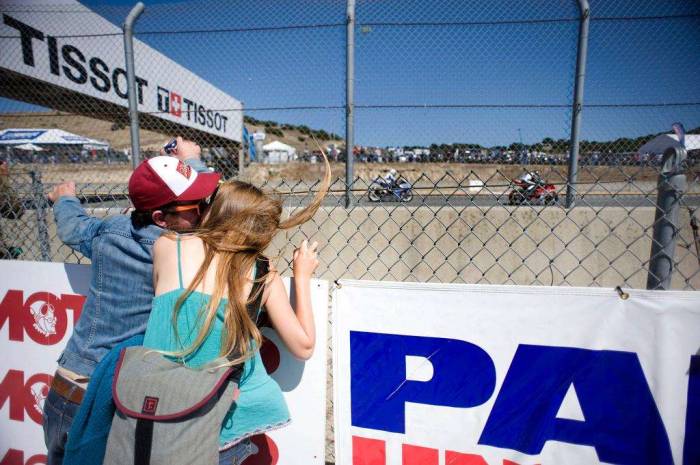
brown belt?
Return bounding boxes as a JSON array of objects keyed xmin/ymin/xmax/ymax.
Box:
[{"xmin": 50, "ymin": 371, "xmax": 86, "ymax": 405}]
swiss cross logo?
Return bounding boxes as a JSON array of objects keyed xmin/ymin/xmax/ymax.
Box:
[
  {"xmin": 170, "ymin": 91, "xmax": 182, "ymax": 117},
  {"xmin": 142, "ymin": 396, "xmax": 159, "ymax": 415},
  {"xmin": 154, "ymin": 85, "xmax": 229, "ymax": 133},
  {"xmin": 176, "ymin": 161, "xmax": 192, "ymax": 180}
]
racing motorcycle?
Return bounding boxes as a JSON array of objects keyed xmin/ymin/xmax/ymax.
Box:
[
  {"xmin": 367, "ymin": 174, "xmax": 414, "ymax": 202},
  {"xmin": 507, "ymin": 171, "xmax": 558, "ymax": 206}
]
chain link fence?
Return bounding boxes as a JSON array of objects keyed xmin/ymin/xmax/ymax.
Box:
[
  {"xmin": 2, "ymin": 0, "xmax": 698, "ymax": 289},
  {"xmin": 1, "ymin": 1, "xmax": 699, "ymax": 461}
]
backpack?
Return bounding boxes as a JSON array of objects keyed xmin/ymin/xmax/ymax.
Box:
[{"xmin": 103, "ymin": 257, "xmax": 269, "ymax": 465}]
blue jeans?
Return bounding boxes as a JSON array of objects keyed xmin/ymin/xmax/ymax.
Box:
[
  {"xmin": 42, "ymin": 388, "xmax": 80, "ymax": 465},
  {"xmin": 219, "ymin": 438, "xmax": 258, "ymax": 465}
]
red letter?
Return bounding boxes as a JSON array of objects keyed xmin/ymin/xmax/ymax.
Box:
[
  {"xmin": 260, "ymin": 336, "xmax": 280, "ymax": 374},
  {"xmin": 0, "ymin": 370, "xmax": 52, "ymax": 424},
  {"xmin": 242, "ymin": 434, "xmax": 278, "ymax": 465},
  {"xmin": 445, "ymin": 451, "xmax": 489, "ymax": 465},
  {"xmin": 23, "ymin": 292, "xmax": 66, "ymax": 345},
  {"xmin": 403, "ymin": 444, "xmax": 438, "ymax": 465},
  {"xmin": 24, "ymin": 372, "xmax": 52, "ymax": 425},
  {"xmin": 60, "ymin": 293, "xmax": 86, "ymax": 322},
  {"xmin": 0, "ymin": 370, "xmax": 27, "ymax": 421},
  {"xmin": 0, "ymin": 448, "xmax": 24, "ymax": 465},
  {"xmin": 26, "ymin": 455, "xmax": 47, "ymax": 465},
  {"xmin": 353, "ymin": 436, "xmax": 385, "ymax": 465},
  {"xmin": 0, "ymin": 290, "xmax": 26, "ymax": 341}
]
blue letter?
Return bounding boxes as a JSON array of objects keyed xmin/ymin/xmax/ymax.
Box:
[
  {"xmin": 350, "ymin": 331, "xmax": 496, "ymax": 433},
  {"xmin": 479, "ymin": 345, "xmax": 672, "ymax": 465},
  {"xmin": 684, "ymin": 355, "xmax": 700, "ymax": 465}
]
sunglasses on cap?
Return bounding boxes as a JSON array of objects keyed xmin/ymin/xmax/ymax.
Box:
[{"xmin": 163, "ymin": 138, "xmax": 178, "ymax": 155}]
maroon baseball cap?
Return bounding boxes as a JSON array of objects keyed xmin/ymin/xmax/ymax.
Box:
[{"xmin": 128, "ymin": 156, "xmax": 220, "ymax": 211}]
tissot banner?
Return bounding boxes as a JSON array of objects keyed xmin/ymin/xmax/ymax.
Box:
[
  {"xmin": 0, "ymin": 260, "xmax": 327, "ymax": 465},
  {"xmin": 1, "ymin": 0, "xmax": 242, "ymax": 142},
  {"xmin": 332, "ymin": 280, "xmax": 700, "ymax": 465}
]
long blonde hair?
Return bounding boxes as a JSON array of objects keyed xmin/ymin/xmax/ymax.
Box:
[{"xmin": 168, "ymin": 151, "xmax": 331, "ymax": 366}]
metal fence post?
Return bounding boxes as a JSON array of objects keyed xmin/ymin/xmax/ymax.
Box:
[
  {"xmin": 123, "ymin": 2, "xmax": 145, "ymax": 169},
  {"xmin": 565, "ymin": 0, "xmax": 590, "ymax": 208},
  {"xmin": 239, "ymin": 104, "xmax": 245, "ymax": 179},
  {"xmin": 30, "ymin": 171, "xmax": 50, "ymax": 261},
  {"xmin": 647, "ymin": 147, "xmax": 687, "ymax": 290},
  {"xmin": 345, "ymin": 0, "xmax": 356, "ymax": 208}
]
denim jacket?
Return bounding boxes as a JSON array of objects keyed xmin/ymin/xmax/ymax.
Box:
[{"xmin": 55, "ymin": 159, "xmax": 211, "ymax": 377}]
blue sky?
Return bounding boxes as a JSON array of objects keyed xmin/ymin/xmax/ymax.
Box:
[{"xmin": 2, "ymin": 0, "xmax": 699, "ymax": 148}]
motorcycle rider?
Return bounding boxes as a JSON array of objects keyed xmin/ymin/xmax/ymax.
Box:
[
  {"xmin": 517, "ymin": 171, "xmax": 540, "ymax": 195},
  {"xmin": 382, "ymin": 168, "xmax": 399, "ymax": 188},
  {"xmin": 368, "ymin": 167, "xmax": 413, "ymax": 202}
]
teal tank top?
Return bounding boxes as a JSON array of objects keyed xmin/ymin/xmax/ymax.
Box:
[{"xmin": 142, "ymin": 237, "xmax": 290, "ymax": 447}]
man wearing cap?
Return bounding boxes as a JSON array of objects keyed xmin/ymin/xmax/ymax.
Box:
[{"xmin": 42, "ymin": 138, "xmax": 219, "ymax": 465}]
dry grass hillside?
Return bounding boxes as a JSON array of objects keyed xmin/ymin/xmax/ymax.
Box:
[{"xmin": 0, "ymin": 111, "xmax": 342, "ymax": 152}]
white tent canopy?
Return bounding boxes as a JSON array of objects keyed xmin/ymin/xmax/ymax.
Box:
[
  {"xmin": 262, "ymin": 140, "xmax": 295, "ymax": 152},
  {"xmin": 0, "ymin": 128, "xmax": 109, "ymax": 150},
  {"xmin": 638, "ymin": 133, "xmax": 700, "ymax": 155},
  {"xmin": 262, "ymin": 140, "xmax": 296, "ymax": 164},
  {"xmin": 13, "ymin": 143, "xmax": 44, "ymax": 151}
]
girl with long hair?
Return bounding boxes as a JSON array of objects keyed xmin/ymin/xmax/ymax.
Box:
[{"xmin": 142, "ymin": 152, "xmax": 331, "ymax": 464}]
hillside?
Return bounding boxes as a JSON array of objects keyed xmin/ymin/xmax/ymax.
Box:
[{"xmin": 0, "ymin": 111, "xmax": 343, "ymax": 152}]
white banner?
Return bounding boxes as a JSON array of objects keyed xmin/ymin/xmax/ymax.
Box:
[
  {"xmin": 0, "ymin": 260, "xmax": 327, "ymax": 465},
  {"xmin": 1, "ymin": 0, "xmax": 242, "ymax": 142},
  {"xmin": 333, "ymin": 280, "xmax": 700, "ymax": 465}
]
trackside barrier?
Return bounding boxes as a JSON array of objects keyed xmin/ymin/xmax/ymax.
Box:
[
  {"xmin": 0, "ymin": 260, "xmax": 327, "ymax": 465},
  {"xmin": 3, "ymin": 261, "xmax": 700, "ymax": 464},
  {"xmin": 1, "ymin": 1, "xmax": 699, "ymax": 291},
  {"xmin": 333, "ymin": 279, "xmax": 700, "ymax": 465}
]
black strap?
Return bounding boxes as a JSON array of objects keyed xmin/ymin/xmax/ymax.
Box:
[
  {"xmin": 134, "ymin": 419, "xmax": 154, "ymax": 465},
  {"xmin": 224, "ymin": 256, "xmax": 269, "ymax": 371},
  {"xmin": 247, "ymin": 256, "xmax": 269, "ymax": 323}
]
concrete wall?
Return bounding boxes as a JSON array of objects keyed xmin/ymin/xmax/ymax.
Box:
[
  {"xmin": 265, "ymin": 205, "xmax": 699, "ymax": 289},
  {"xmin": 5, "ymin": 205, "xmax": 698, "ymax": 290}
]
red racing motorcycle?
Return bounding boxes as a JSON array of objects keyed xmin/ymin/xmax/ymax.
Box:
[{"xmin": 507, "ymin": 171, "xmax": 558, "ymax": 206}]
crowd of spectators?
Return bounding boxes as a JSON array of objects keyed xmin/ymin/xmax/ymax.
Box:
[{"xmin": 299, "ymin": 146, "xmax": 697, "ymax": 167}]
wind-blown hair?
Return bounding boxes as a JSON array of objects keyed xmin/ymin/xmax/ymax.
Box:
[{"xmin": 167, "ymin": 151, "xmax": 331, "ymax": 366}]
